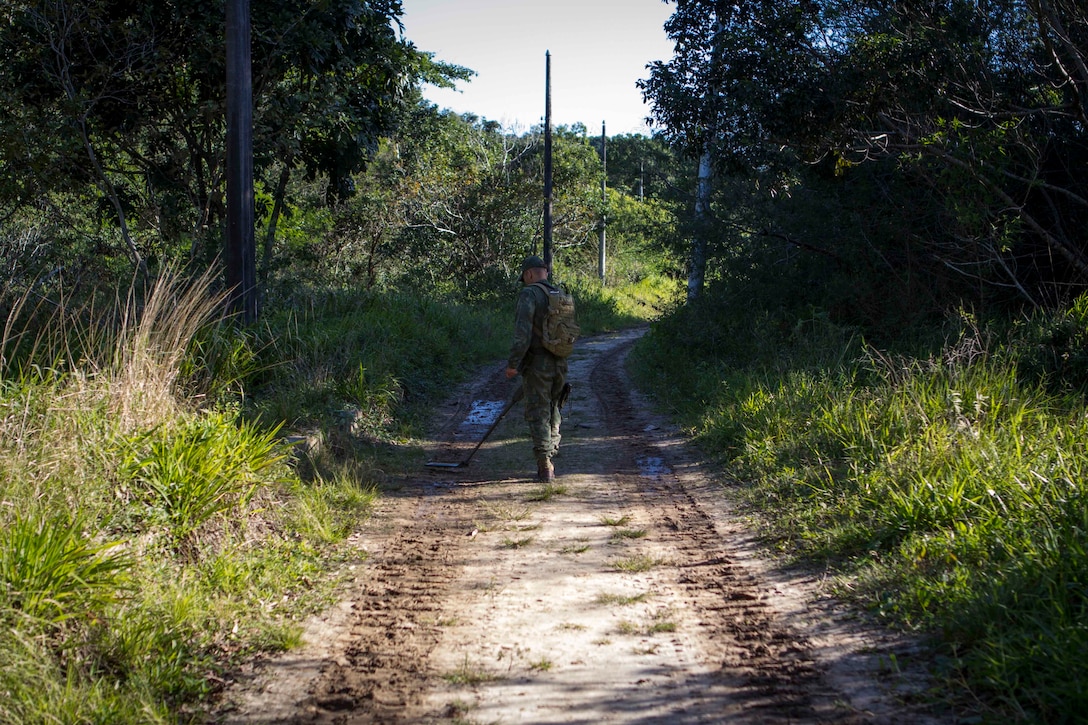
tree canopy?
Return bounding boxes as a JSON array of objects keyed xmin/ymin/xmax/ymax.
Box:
[
  {"xmin": 0, "ymin": 0, "xmax": 467, "ymax": 285},
  {"xmin": 642, "ymin": 0, "xmax": 1088, "ymax": 312}
]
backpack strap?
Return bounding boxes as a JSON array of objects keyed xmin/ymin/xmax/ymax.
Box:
[
  {"xmin": 531, "ymin": 281, "xmax": 557, "ymax": 294},
  {"xmin": 528, "ymin": 282, "xmax": 551, "ymax": 350}
]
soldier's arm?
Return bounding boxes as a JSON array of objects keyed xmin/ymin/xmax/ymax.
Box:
[{"xmin": 506, "ymin": 287, "xmax": 537, "ymax": 372}]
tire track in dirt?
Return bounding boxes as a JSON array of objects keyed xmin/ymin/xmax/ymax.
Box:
[
  {"xmin": 216, "ymin": 329, "xmax": 947, "ymax": 724},
  {"xmin": 217, "ymin": 361, "xmax": 520, "ymax": 724},
  {"xmin": 217, "ymin": 479, "xmax": 478, "ymax": 723},
  {"xmin": 309, "ymin": 524, "xmax": 458, "ymax": 720},
  {"xmin": 591, "ymin": 339, "xmax": 854, "ymax": 723}
]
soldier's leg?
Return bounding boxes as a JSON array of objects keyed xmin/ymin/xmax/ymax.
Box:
[
  {"xmin": 522, "ymin": 357, "xmax": 557, "ymax": 477},
  {"xmin": 548, "ymin": 400, "xmax": 561, "ymax": 457},
  {"xmin": 548, "ymin": 360, "xmax": 567, "ymax": 457}
]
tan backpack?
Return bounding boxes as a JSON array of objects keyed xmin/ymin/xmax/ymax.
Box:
[{"xmin": 532, "ymin": 282, "xmax": 580, "ymax": 358}]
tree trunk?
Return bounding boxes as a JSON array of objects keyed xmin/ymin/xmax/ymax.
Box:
[
  {"xmin": 261, "ymin": 166, "xmax": 290, "ymax": 288},
  {"xmin": 687, "ymin": 146, "xmax": 713, "ymax": 302},
  {"xmin": 226, "ymin": 0, "xmax": 256, "ymax": 323}
]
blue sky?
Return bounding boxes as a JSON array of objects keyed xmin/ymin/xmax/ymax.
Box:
[{"xmin": 400, "ymin": 0, "xmax": 676, "ymax": 135}]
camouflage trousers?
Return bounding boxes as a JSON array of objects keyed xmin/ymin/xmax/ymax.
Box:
[{"xmin": 521, "ymin": 351, "xmax": 568, "ymax": 462}]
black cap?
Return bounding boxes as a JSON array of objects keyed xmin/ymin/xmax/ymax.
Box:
[{"xmin": 519, "ymin": 255, "xmax": 547, "ymax": 280}]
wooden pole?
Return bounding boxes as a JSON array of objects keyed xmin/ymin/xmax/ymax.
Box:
[
  {"xmin": 543, "ymin": 50, "xmax": 553, "ymax": 271},
  {"xmin": 226, "ymin": 0, "xmax": 256, "ymax": 322},
  {"xmin": 598, "ymin": 121, "xmax": 606, "ymax": 282}
]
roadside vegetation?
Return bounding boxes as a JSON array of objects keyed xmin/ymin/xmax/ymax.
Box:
[
  {"xmin": 0, "ymin": 273, "xmax": 358, "ymax": 723},
  {"xmin": 627, "ymin": 3, "xmax": 1088, "ymax": 721},
  {"xmin": 631, "ymin": 254, "xmax": 1088, "ymax": 723}
]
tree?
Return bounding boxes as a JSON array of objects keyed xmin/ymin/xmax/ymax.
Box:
[
  {"xmin": 597, "ymin": 133, "xmax": 678, "ymax": 201},
  {"xmin": 276, "ymin": 109, "xmax": 612, "ymax": 300},
  {"xmin": 0, "ymin": 0, "xmax": 463, "ymax": 290},
  {"xmin": 641, "ymin": 0, "xmax": 1088, "ymax": 312},
  {"xmin": 787, "ymin": 0, "xmax": 1088, "ymax": 306},
  {"xmin": 640, "ymin": 1, "xmax": 825, "ymax": 299}
]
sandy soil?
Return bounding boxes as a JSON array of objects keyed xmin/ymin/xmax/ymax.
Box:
[{"xmin": 213, "ymin": 328, "xmax": 952, "ymax": 724}]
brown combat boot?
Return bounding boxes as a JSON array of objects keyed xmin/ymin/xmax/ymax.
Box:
[{"xmin": 536, "ymin": 457, "xmax": 555, "ymax": 483}]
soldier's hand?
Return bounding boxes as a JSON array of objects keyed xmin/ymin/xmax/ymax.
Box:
[{"xmin": 505, "ymin": 366, "xmax": 518, "ymax": 379}]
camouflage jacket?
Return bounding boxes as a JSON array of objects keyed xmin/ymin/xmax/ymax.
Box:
[{"xmin": 506, "ymin": 280, "xmax": 556, "ymax": 370}]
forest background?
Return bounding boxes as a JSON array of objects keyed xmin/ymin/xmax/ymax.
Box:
[{"xmin": 2, "ymin": 1, "xmax": 1088, "ymax": 722}]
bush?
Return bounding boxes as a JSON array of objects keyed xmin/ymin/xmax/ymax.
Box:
[
  {"xmin": 117, "ymin": 413, "xmax": 288, "ymax": 545},
  {"xmin": 0, "ymin": 512, "xmax": 131, "ymax": 624},
  {"xmin": 1018, "ymin": 292, "xmax": 1088, "ymax": 393}
]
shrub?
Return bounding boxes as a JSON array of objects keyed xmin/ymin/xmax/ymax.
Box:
[
  {"xmin": 117, "ymin": 413, "xmax": 288, "ymax": 545},
  {"xmin": 0, "ymin": 512, "xmax": 131, "ymax": 624}
]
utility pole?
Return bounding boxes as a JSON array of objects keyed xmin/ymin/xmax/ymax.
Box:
[
  {"xmin": 226, "ymin": 0, "xmax": 256, "ymax": 323},
  {"xmin": 598, "ymin": 121, "xmax": 606, "ymax": 283},
  {"xmin": 639, "ymin": 160, "xmax": 644, "ymax": 202},
  {"xmin": 543, "ymin": 50, "xmax": 553, "ymax": 271}
]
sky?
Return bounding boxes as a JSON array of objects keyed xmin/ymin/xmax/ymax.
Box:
[{"xmin": 399, "ymin": 0, "xmax": 676, "ymax": 136}]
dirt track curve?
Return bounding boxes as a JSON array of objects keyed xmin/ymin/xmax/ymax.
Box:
[{"xmin": 216, "ymin": 328, "xmax": 949, "ymax": 724}]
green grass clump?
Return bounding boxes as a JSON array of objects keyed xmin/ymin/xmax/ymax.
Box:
[
  {"xmin": 631, "ymin": 299, "xmax": 1088, "ymax": 721},
  {"xmin": 525, "ymin": 482, "xmax": 568, "ymax": 501},
  {"xmin": 442, "ymin": 656, "xmax": 501, "ymax": 686},
  {"xmin": 615, "ymin": 611, "xmax": 676, "ymax": 637},
  {"xmin": 501, "ymin": 536, "xmax": 534, "ymax": 549},
  {"xmin": 0, "ymin": 513, "xmax": 131, "ymax": 623},
  {"xmin": 594, "ymin": 591, "xmax": 649, "ymax": 606},
  {"xmin": 117, "ymin": 413, "xmax": 287, "ymax": 545},
  {"xmin": 287, "ymin": 471, "xmax": 379, "ymax": 543}
]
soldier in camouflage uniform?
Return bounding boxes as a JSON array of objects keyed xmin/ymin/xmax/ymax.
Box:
[{"xmin": 505, "ymin": 255, "xmax": 568, "ymax": 482}]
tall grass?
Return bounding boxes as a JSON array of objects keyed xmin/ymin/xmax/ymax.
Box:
[
  {"xmin": 117, "ymin": 413, "xmax": 287, "ymax": 546},
  {"xmin": 631, "ymin": 302, "xmax": 1088, "ymax": 722},
  {"xmin": 564, "ymin": 271, "xmax": 681, "ymax": 332},
  {"xmin": 1, "ymin": 270, "xmax": 225, "ymax": 515},
  {"xmin": 0, "ymin": 271, "xmax": 376, "ymax": 723},
  {"xmin": 0, "ymin": 513, "xmax": 131, "ymax": 622}
]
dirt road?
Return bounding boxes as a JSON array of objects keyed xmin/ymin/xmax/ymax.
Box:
[{"xmin": 217, "ymin": 328, "xmax": 948, "ymax": 724}]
